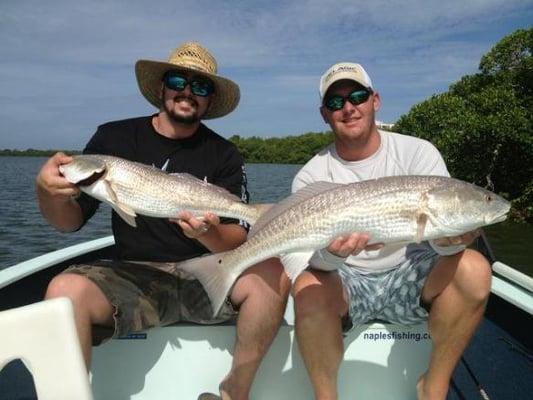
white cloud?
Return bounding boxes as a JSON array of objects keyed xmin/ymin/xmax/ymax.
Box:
[{"xmin": 0, "ymin": 0, "xmax": 531, "ymax": 147}]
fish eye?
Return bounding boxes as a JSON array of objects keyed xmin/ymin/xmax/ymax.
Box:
[{"xmin": 485, "ymin": 195, "xmax": 492, "ymax": 202}]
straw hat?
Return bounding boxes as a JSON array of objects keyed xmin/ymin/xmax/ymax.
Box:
[{"xmin": 135, "ymin": 42, "xmax": 240, "ymax": 119}]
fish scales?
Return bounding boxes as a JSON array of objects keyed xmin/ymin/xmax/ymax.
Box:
[
  {"xmin": 222, "ymin": 177, "xmax": 427, "ymax": 272},
  {"xmin": 107, "ymin": 158, "xmax": 226, "ymax": 215},
  {"xmin": 59, "ymin": 154, "xmax": 269, "ymax": 226},
  {"xmin": 174, "ymin": 175, "xmax": 510, "ymax": 315}
]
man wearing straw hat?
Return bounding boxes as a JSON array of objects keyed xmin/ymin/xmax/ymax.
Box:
[{"xmin": 36, "ymin": 42, "xmax": 289, "ymax": 400}]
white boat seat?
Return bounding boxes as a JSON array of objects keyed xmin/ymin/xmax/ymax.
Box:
[{"xmin": 0, "ymin": 297, "xmax": 93, "ymax": 400}]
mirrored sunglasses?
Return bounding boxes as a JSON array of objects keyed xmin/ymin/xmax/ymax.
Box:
[
  {"xmin": 163, "ymin": 71, "xmax": 214, "ymax": 97},
  {"xmin": 324, "ymin": 89, "xmax": 372, "ymax": 111}
]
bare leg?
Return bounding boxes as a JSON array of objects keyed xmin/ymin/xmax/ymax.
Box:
[
  {"xmin": 417, "ymin": 249, "xmax": 491, "ymax": 400},
  {"xmin": 293, "ymin": 270, "xmax": 348, "ymax": 400},
  {"xmin": 218, "ymin": 258, "xmax": 290, "ymax": 400},
  {"xmin": 45, "ymin": 273, "xmax": 114, "ymax": 369}
]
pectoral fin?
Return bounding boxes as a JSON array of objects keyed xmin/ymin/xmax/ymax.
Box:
[
  {"xmin": 112, "ymin": 206, "xmax": 138, "ymax": 227},
  {"xmin": 104, "ymin": 180, "xmax": 138, "ymax": 227},
  {"xmin": 279, "ymin": 251, "xmax": 314, "ymax": 281},
  {"xmin": 415, "ymin": 213, "xmax": 428, "ymax": 243}
]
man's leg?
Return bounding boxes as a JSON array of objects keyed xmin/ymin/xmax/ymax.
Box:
[
  {"xmin": 45, "ymin": 273, "xmax": 114, "ymax": 369},
  {"xmin": 217, "ymin": 258, "xmax": 290, "ymax": 400},
  {"xmin": 293, "ymin": 270, "xmax": 348, "ymax": 400},
  {"xmin": 417, "ymin": 249, "xmax": 491, "ymax": 400}
]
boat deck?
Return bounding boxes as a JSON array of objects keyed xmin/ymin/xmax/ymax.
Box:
[
  {"xmin": 1, "ymin": 238, "xmax": 532, "ymax": 399},
  {"xmin": 1, "ymin": 315, "xmax": 531, "ymax": 399}
]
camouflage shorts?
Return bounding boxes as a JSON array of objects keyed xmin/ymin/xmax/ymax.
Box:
[
  {"xmin": 338, "ymin": 249, "xmax": 440, "ymax": 331},
  {"xmin": 63, "ymin": 260, "xmax": 237, "ymax": 344}
]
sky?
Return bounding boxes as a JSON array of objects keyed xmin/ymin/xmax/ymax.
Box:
[{"xmin": 0, "ymin": 0, "xmax": 532, "ymax": 150}]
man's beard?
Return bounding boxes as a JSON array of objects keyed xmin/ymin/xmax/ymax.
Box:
[{"xmin": 164, "ymin": 95, "xmax": 202, "ymax": 125}]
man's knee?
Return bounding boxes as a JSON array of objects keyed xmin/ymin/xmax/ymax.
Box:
[
  {"xmin": 231, "ymin": 258, "xmax": 290, "ymax": 305},
  {"xmin": 46, "ymin": 273, "xmax": 95, "ymax": 305},
  {"xmin": 252, "ymin": 258, "xmax": 289, "ymax": 294},
  {"xmin": 293, "ymin": 271, "xmax": 346, "ymax": 318},
  {"xmin": 454, "ymin": 249, "xmax": 492, "ymax": 303}
]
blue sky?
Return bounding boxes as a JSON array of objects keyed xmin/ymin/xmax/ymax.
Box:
[{"xmin": 1, "ymin": 0, "xmax": 532, "ymax": 150}]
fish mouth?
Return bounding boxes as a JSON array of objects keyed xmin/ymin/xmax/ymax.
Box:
[
  {"xmin": 59, "ymin": 157, "xmax": 106, "ymax": 185},
  {"xmin": 486, "ymin": 209, "xmax": 510, "ymax": 225}
]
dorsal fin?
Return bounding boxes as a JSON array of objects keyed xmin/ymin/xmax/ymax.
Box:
[{"xmin": 249, "ymin": 181, "xmax": 343, "ymax": 237}]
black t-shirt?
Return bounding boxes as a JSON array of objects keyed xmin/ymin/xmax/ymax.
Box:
[{"xmin": 76, "ymin": 115, "xmax": 249, "ymax": 262}]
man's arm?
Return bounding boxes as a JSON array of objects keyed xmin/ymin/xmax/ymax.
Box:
[
  {"xmin": 35, "ymin": 152, "xmax": 84, "ymax": 232},
  {"xmin": 175, "ymin": 143, "xmax": 248, "ymax": 253}
]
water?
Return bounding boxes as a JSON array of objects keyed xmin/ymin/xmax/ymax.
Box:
[
  {"xmin": 0, "ymin": 157, "xmax": 531, "ymax": 277},
  {"xmin": 0, "ymin": 157, "xmax": 301, "ymax": 268}
]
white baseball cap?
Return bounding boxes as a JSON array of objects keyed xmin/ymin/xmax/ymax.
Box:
[{"xmin": 319, "ymin": 62, "xmax": 373, "ymax": 103}]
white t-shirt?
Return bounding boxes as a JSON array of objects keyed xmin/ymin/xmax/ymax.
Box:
[{"xmin": 291, "ymin": 130, "xmax": 464, "ymax": 274}]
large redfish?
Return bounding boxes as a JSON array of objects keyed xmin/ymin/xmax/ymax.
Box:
[
  {"xmin": 175, "ymin": 175, "xmax": 510, "ymax": 315},
  {"xmin": 59, "ymin": 154, "xmax": 269, "ymax": 227}
]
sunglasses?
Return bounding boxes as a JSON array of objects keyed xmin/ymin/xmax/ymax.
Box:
[
  {"xmin": 324, "ymin": 89, "xmax": 372, "ymax": 111},
  {"xmin": 163, "ymin": 71, "xmax": 214, "ymax": 97}
]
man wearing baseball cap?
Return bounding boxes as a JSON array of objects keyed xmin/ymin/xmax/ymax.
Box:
[
  {"xmin": 36, "ymin": 42, "xmax": 289, "ymax": 400},
  {"xmin": 291, "ymin": 62, "xmax": 491, "ymax": 399}
]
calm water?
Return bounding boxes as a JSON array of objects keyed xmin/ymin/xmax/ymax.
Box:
[
  {"xmin": 0, "ymin": 157, "xmax": 531, "ymax": 277},
  {"xmin": 0, "ymin": 157, "xmax": 301, "ymax": 268}
]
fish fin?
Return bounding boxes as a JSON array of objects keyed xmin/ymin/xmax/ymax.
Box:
[
  {"xmin": 175, "ymin": 252, "xmax": 238, "ymax": 317},
  {"xmin": 423, "ymin": 187, "xmax": 468, "ymax": 236},
  {"xmin": 103, "ymin": 180, "xmax": 138, "ymax": 227},
  {"xmin": 280, "ymin": 251, "xmax": 314, "ymax": 281},
  {"xmin": 250, "ymin": 182, "xmax": 343, "ymax": 237},
  {"xmin": 112, "ymin": 206, "xmax": 137, "ymax": 227},
  {"xmin": 415, "ymin": 213, "xmax": 427, "ymax": 243}
]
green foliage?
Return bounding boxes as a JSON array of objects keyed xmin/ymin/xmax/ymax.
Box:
[
  {"xmin": 230, "ymin": 131, "xmax": 334, "ymax": 164},
  {"xmin": 511, "ymin": 180, "xmax": 533, "ymax": 223},
  {"xmin": 479, "ymin": 28, "xmax": 533, "ymax": 75},
  {"xmin": 0, "ymin": 149, "xmax": 82, "ymax": 156},
  {"xmin": 395, "ymin": 28, "xmax": 533, "ymax": 223}
]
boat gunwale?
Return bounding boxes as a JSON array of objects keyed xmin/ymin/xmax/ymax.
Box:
[
  {"xmin": 1, "ymin": 236, "xmax": 531, "ymax": 320},
  {"xmin": 0, "ymin": 236, "xmax": 115, "ymax": 290}
]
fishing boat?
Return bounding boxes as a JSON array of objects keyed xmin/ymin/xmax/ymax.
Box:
[{"xmin": 0, "ymin": 235, "xmax": 531, "ymax": 399}]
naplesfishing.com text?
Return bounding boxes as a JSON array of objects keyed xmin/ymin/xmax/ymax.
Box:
[{"xmin": 363, "ymin": 331, "xmax": 430, "ymax": 342}]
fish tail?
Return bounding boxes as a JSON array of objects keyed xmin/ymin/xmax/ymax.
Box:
[
  {"xmin": 176, "ymin": 252, "xmax": 239, "ymax": 316},
  {"xmin": 246, "ymin": 203, "xmax": 273, "ymax": 225}
]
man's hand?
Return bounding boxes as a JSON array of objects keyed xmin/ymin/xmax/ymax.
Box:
[
  {"xmin": 35, "ymin": 152, "xmax": 84, "ymax": 232},
  {"xmin": 327, "ymin": 232, "xmax": 384, "ymax": 258},
  {"xmin": 433, "ymin": 230, "xmax": 481, "ymax": 247},
  {"xmin": 36, "ymin": 152, "xmax": 79, "ymax": 201},
  {"xmin": 170, "ymin": 211, "xmax": 220, "ymax": 239}
]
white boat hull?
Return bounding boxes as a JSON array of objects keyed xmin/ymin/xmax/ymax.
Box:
[
  {"xmin": 91, "ymin": 321, "xmax": 431, "ymax": 399},
  {"xmin": 1, "ymin": 236, "xmax": 532, "ymax": 399}
]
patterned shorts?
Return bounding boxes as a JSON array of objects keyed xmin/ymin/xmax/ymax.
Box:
[
  {"xmin": 63, "ymin": 260, "xmax": 237, "ymax": 344},
  {"xmin": 338, "ymin": 250, "xmax": 440, "ymax": 331}
]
